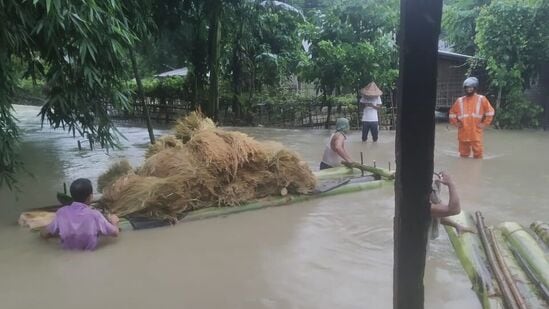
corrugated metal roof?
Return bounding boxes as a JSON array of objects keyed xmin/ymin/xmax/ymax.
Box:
[{"xmin": 155, "ymin": 67, "xmax": 188, "ymax": 77}]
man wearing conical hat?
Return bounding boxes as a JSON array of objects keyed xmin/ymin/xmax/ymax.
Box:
[{"xmin": 360, "ymin": 82, "xmax": 383, "ymax": 142}]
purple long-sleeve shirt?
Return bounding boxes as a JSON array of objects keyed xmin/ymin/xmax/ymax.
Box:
[{"xmin": 47, "ymin": 202, "xmax": 118, "ymax": 250}]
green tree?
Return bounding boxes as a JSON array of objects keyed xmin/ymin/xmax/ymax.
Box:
[
  {"xmin": 475, "ymin": 0, "xmax": 549, "ymax": 128},
  {"xmin": 0, "ymin": 0, "xmax": 145, "ymax": 189},
  {"xmin": 442, "ymin": 0, "xmax": 490, "ymax": 55},
  {"xmin": 300, "ymin": 0, "xmax": 399, "ymax": 127},
  {"xmin": 223, "ymin": 0, "xmax": 307, "ymax": 118}
]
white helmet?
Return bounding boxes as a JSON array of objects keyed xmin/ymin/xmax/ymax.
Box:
[{"xmin": 463, "ymin": 77, "xmax": 479, "ymax": 88}]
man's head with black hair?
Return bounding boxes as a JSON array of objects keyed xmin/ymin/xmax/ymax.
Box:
[{"xmin": 70, "ymin": 178, "xmax": 93, "ymax": 203}]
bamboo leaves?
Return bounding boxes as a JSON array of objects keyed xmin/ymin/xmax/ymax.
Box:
[{"xmin": 0, "ymin": 0, "xmax": 151, "ymax": 189}]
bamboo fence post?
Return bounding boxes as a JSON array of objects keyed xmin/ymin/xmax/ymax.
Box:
[{"xmin": 487, "ymin": 228, "xmax": 527, "ymax": 309}]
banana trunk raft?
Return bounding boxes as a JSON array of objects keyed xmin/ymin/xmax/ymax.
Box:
[
  {"xmin": 20, "ymin": 113, "xmax": 395, "ymax": 232},
  {"xmin": 19, "ymin": 166, "xmax": 393, "ymax": 232},
  {"xmin": 445, "ymin": 211, "xmax": 548, "ymax": 308}
]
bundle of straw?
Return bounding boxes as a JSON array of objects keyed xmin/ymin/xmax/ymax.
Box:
[
  {"xmin": 145, "ymin": 135, "xmax": 184, "ymax": 159},
  {"xmin": 174, "ymin": 111, "xmax": 215, "ymax": 143},
  {"xmin": 98, "ymin": 113, "xmax": 316, "ymax": 219},
  {"xmin": 97, "ymin": 160, "xmax": 133, "ymax": 193}
]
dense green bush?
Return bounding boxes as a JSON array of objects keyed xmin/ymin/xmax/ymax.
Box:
[
  {"xmin": 496, "ymin": 93, "xmax": 543, "ymax": 129},
  {"xmin": 475, "ymin": 0, "xmax": 549, "ymax": 129},
  {"xmin": 17, "ymin": 78, "xmax": 45, "ymax": 98}
]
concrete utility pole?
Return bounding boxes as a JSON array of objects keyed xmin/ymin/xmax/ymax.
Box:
[{"xmin": 393, "ymin": 1, "xmax": 443, "ymax": 308}]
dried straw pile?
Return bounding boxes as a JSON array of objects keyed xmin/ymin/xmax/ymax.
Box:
[
  {"xmin": 97, "ymin": 160, "xmax": 133, "ymax": 193},
  {"xmin": 99, "ymin": 112, "xmax": 315, "ymax": 220},
  {"xmin": 145, "ymin": 135, "xmax": 183, "ymax": 159},
  {"xmin": 174, "ymin": 111, "xmax": 215, "ymax": 143}
]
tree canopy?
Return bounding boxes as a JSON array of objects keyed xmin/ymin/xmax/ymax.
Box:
[
  {"xmin": 443, "ymin": 0, "xmax": 549, "ymax": 129},
  {"xmin": 2, "ymin": 0, "xmax": 549, "ymax": 189},
  {"xmin": 1, "ymin": 0, "xmax": 147, "ymax": 189}
]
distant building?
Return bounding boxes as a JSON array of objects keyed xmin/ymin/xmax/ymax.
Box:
[
  {"xmin": 436, "ymin": 50, "xmax": 473, "ymax": 111},
  {"xmin": 154, "ymin": 67, "xmax": 188, "ymax": 78}
]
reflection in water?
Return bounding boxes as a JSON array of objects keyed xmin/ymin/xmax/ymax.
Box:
[{"xmin": 1, "ymin": 105, "xmax": 548, "ymax": 308}]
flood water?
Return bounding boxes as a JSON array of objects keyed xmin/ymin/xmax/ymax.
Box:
[{"xmin": 1, "ymin": 105, "xmax": 548, "ymax": 309}]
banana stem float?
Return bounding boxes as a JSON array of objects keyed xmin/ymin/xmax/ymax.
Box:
[
  {"xmin": 487, "ymin": 227, "xmax": 527, "ymax": 309},
  {"xmin": 444, "ymin": 212, "xmax": 505, "ymax": 308},
  {"xmin": 530, "ymin": 221, "xmax": 549, "ymax": 247},
  {"xmin": 500, "ymin": 222, "xmax": 549, "ymax": 303}
]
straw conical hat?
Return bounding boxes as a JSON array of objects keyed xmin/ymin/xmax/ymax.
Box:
[{"xmin": 361, "ymin": 82, "xmax": 383, "ymax": 96}]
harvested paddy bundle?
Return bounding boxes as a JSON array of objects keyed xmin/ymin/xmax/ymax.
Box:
[
  {"xmin": 186, "ymin": 129, "xmax": 263, "ymax": 178},
  {"xmin": 216, "ymin": 168, "xmax": 276, "ymax": 205},
  {"xmin": 97, "ymin": 160, "xmax": 133, "ymax": 193},
  {"xmin": 145, "ymin": 135, "xmax": 183, "ymax": 159},
  {"xmin": 139, "ymin": 148, "xmax": 197, "ymax": 178},
  {"xmin": 99, "ymin": 113, "xmax": 316, "ymax": 220},
  {"xmin": 267, "ymin": 148, "xmax": 316, "ymax": 194},
  {"xmin": 100, "ymin": 174, "xmax": 193, "ymax": 218},
  {"xmin": 174, "ymin": 111, "xmax": 215, "ymax": 143}
]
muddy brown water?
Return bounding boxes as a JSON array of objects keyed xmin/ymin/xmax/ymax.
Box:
[{"xmin": 1, "ymin": 105, "xmax": 548, "ymax": 308}]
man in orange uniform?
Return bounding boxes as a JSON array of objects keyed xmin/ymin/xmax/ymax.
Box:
[{"xmin": 449, "ymin": 77, "xmax": 495, "ymax": 159}]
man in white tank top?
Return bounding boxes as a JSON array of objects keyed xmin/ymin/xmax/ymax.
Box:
[{"xmin": 320, "ymin": 118, "xmax": 355, "ymax": 170}]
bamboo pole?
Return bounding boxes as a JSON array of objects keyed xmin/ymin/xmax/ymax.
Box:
[
  {"xmin": 314, "ymin": 166, "xmax": 363, "ymax": 179},
  {"xmin": 342, "ymin": 161, "xmax": 395, "ymax": 179},
  {"xmin": 475, "ymin": 212, "xmax": 517, "ymax": 309},
  {"xmin": 129, "ymin": 48, "xmax": 155, "ymax": 144},
  {"xmin": 491, "ymin": 229, "xmax": 547, "ymax": 309},
  {"xmin": 475, "ymin": 213, "xmax": 519, "ymax": 308},
  {"xmin": 313, "ymin": 165, "xmax": 394, "ymax": 180},
  {"xmin": 486, "ymin": 228, "xmax": 527, "ymax": 309},
  {"xmin": 500, "ymin": 222, "xmax": 549, "ymax": 301},
  {"xmin": 444, "ymin": 212, "xmax": 505, "ymax": 308},
  {"xmin": 530, "ymin": 221, "xmax": 549, "ymax": 247}
]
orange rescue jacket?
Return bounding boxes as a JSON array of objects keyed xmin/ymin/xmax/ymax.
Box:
[{"xmin": 449, "ymin": 94, "xmax": 495, "ymax": 142}]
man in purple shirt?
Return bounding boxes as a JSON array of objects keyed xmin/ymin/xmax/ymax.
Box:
[{"xmin": 41, "ymin": 178, "xmax": 119, "ymax": 250}]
